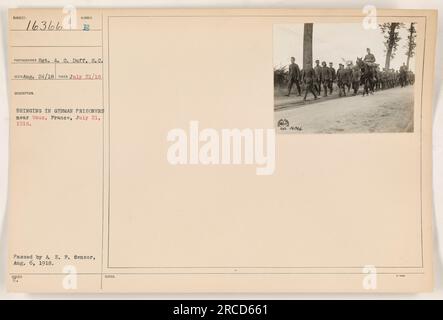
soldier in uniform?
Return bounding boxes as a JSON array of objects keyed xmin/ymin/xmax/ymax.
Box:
[
  {"xmin": 320, "ymin": 61, "xmax": 332, "ymax": 97},
  {"xmin": 336, "ymin": 63, "xmax": 348, "ymax": 97},
  {"xmin": 408, "ymin": 71, "xmax": 415, "ymax": 85},
  {"xmin": 301, "ymin": 62, "xmax": 318, "ymax": 101},
  {"xmin": 387, "ymin": 70, "xmax": 392, "ymax": 88},
  {"xmin": 328, "ymin": 62, "xmax": 336, "ymax": 94},
  {"xmin": 385, "ymin": 69, "xmax": 390, "ymax": 88},
  {"xmin": 314, "ymin": 59, "xmax": 322, "ymax": 95},
  {"xmin": 390, "ymin": 69, "xmax": 395, "ymax": 88},
  {"xmin": 351, "ymin": 66, "xmax": 361, "ymax": 95},
  {"xmin": 399, "ymin": 63, "xmax": 407, "ymax": 87},
  {"xmin": 285, "ymin": 57, "xmax": 301, "ymax": 96},
  {"xmin": 381, "ymin": 68, "xmax": 388, "ymax": 90},
  {"xmin": 376, "ymin": 66, "xmax": 382, "ymax": 91},
  {"xmin": 364, "ymin": 48, "xmax": 377, "ymax": 84},
  {"xmin": 364, "ymin": 48, "xmax": 376, "ymax": 64},
  {"xmin": 344, "ymin": 62, "xmax": 353, "ymax": 94}
]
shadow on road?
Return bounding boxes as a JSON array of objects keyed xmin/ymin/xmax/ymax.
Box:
[{"xmin": 274, "ymin": 88, "xmax": 391, "ymax": 111}]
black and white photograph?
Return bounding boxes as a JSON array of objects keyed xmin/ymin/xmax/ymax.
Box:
[{"xmin": 274, "ymin": 22, "xmax": 418, "ymax": 133}]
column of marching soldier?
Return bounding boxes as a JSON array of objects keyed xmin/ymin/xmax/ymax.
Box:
[{"xmin": 285, "ymin": 48, "xmax": 414, "ymax": 101}]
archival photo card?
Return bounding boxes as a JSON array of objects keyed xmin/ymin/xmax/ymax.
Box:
[{"xmin": 7, "ymin": 8, "xmax": 436, "ymax": 293}]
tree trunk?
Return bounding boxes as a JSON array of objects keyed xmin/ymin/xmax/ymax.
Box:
[
  {"xmin": 385, "ymin": 46, "xmax": 392, "ymax": 70},
  {"xmin": 303, "ymin": 23, "xmax": 313, "ymax": 70},
  {"xmin": 406, "ymin": 23, "xmax": 413, "ymax": 70},
  {"xmin": 384, "ymin": 23, "xmax": 397, "ymax": 70}
]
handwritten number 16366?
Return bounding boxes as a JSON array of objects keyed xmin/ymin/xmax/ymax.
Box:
[{"xmin": 26, "ymin": 20, "xmax": 63, "ymax": 31}]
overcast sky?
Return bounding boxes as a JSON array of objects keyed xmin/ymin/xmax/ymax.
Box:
[{"xmin": 273, "ymin": 23, "xmax": 416, "ymax": 72}]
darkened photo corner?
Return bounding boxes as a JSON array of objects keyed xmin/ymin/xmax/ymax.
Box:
[{"xmin": 274, "ymin": 22, "xmax": 416, "ymax": 134}]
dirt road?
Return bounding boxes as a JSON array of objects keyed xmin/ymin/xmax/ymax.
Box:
[{"xmin": 274, "ymin": 86, "xmax": 414, "ymax": 133}]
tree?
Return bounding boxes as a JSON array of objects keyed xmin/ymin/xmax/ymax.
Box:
[
  {"xmin": 379, "ymin": 22, "xmax": 404, "ymax": 70},
  {"xmin": 405, "ymin": 22, "xmax": 417, "ymax": 70},
  {"xmin": 303, "ymin": 23, "xmax": 313, "ymax": 70}
]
